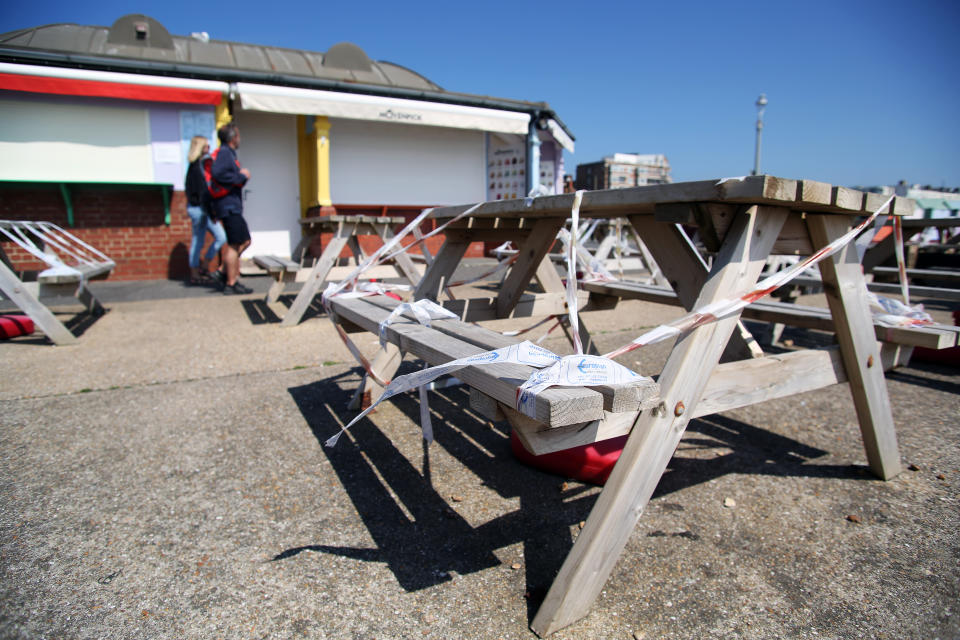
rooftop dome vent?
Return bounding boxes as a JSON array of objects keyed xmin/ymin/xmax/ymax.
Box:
[
  {"xmin": 107, "ymin": 14, "xmax": 174, "ymax": 49},
  {"xmin": 322, "ymin": 42, "xmax": 373, "ymax": 72}
]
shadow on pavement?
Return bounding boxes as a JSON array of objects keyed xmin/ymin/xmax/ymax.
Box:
[{"xmin": 284, "ymin": 365, "xmax": 871, "ymax": 622}]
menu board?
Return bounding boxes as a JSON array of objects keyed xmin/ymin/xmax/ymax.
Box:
[
  {"xmin": 539, "ymin": 160, "xmax": 556, "ymax": 194},
  {"xmin": 487, "ymin": 135, "xmax": 526, "ymax": 201}
]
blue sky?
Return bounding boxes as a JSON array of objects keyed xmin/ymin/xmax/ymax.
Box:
[{"xmin": 3, "ymin": 0, "xmax": 957, "ymax": 188}]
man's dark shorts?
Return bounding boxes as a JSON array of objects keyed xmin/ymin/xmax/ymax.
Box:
[{"xmin": 220, "ymin": 213, "xmax": 251, "ymax": 246}]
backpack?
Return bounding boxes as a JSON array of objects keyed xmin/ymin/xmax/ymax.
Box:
[{"xmin": 202, "ymin": 148, "xmax": 230, "ymax": 200}]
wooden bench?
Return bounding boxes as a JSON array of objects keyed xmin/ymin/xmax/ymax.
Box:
[
  {"xmin": 582, "ymin": 279, "xmax": 960, "ymax": 352},
  {"xmin": 252, "ymin": 254, "xmax": 300, "ymax": 304},
  {"xmin": 0, "ymin": 220, "xmax": 115, "ymax": 345}
]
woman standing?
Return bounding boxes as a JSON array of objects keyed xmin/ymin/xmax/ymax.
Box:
[{"xmin": 184, "ymin": 135, "xmax": 226, "ymax": 285}]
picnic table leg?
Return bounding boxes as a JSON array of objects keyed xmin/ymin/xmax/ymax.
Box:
[
  {"xmin": 807, "ymin": 214, "xmax": 901, "ymax": 480},
  {"xmin": 75, "ymin": 281, "xmax": 105, "ymax": 316},
  {"xmin": 531, "ymin": 206, "xmax": 787, "ymax": 636},
  {"xmin": 496, "ymin": 218, "xmax": 565, "ymax": 318},
  {"xmin": 380, "ymin": 226, "xmax": 424, "ymax": 286},
  {"xmin": 349, "ymin": 229, "xmax": 470, "ymax": 408},
  {"xmin": 628, "ymin": 214, "xmax": 763, "ymax": 361},
  {"xmin": 0, "ymin": 259, "xmax": 77, "ymax": 345},
  {"xmin": 265, "ymin": 270, "xmax": 295, "ymax": 305},
  {"xmin": 413, "ymin": 234, "xmax": 471, "ymax": 302},
  {"xmin": 280, "ymin": 221, "xmax": 358, "ymax": 328},
  {"xmin": 347, "ymin": 342, "xmax": 403, "ymax": 410}
]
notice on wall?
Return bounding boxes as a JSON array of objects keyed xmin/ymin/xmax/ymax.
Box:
[
  {"xmin": 487, "ymin": 134, "xmax": 526, "ymax": 201},
  {"xmin": 152, "ymin": 142, "xmax": 181, "ymax": 164},
  {"xmin": 539, "ymin": 160, "xmax": 556, "ymax": 195}
]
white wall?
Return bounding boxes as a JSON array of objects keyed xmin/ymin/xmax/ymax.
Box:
[
  {"xmin": 0, "ymin": 97, "xmax": 153, "ymax": 183},
  {"xmin": 233, "ymin": 111, "xmax": 301, "ymax": 258},
  {"xmin": 329, "ymin": 118, "xmax": 485, "ymax": 205}
]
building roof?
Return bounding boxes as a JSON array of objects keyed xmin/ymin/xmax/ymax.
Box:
[
  {"xmin": 0, "ymin": 15, "xmax": 440, "ymax": 91},
  {"xmin": 0, "ymin": 14, "xmax": 573, "ymax": 140}
]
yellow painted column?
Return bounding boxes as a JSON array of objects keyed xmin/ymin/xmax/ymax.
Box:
[
  {"xmin": 296, "ymin": 116, "xmax": 334, "ymax": 216},
  {"xmin": 214, "ymin": 96, "xmax": 232, "ymax": 134},
  {"xmin": 314, "ymin": 116, "xmax": 333, "ymax": 208},
  {"xmin": 296, "ymin": 116, "xmax": 314, "ymax": 217}
]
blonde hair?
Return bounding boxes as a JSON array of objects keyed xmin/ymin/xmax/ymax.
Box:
[{"xmin": 187, "ymin": 135, "xmax": 208, "ymax": 163}]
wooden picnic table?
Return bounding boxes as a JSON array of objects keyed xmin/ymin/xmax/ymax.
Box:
[
  {"xmin": 0, "ymin": 220, "xmax": 114, "ymax": 345},
  {"xmin": 253, "ymin": 214, "xmax": 424, "ymax": 327},
  {"xmin": 326, "ymin": 176, "xmax": 958, "ymax": 636}
]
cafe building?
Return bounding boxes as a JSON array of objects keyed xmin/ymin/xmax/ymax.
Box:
[{"xmin": 0, "ymin": 14, "xmax": 574, "ymax": 279}]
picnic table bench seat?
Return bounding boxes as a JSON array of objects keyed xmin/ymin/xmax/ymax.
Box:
[
  {"xmin": 581, "ymin": 279, "xmax": 960, "ymax": 351},
  {"xmin": 329, "ymin": 294, "xmax": 661, "ymax": 451}
]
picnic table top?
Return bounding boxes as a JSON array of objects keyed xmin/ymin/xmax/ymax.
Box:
[
  {"xmin": 300, "ymin": 214, "xmax": 408, "ymax": 227},
  {"xmin": 425, "ymin": 175, "xmax": 915, "ymax": 220}
]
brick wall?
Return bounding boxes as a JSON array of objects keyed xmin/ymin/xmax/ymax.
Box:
[
  {"xmin": 0, "ymin": 184, "xmax": 198, "ymax": 280},
  {"xmin": 1, "ymin": 187, "xmax": 492, "ymax": 282}
]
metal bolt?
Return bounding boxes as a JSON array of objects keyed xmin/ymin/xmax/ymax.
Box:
[{"xmin": 674, "ymin": 401, "xmax": 685, "ymax": 417}]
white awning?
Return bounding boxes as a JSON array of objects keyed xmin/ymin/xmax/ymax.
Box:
[
  {"xmin": 235, "ymin": 82, "xmax": 530, "ymax": 135},
  {"xmin": 546, "ymin": 118, "xmax": 575, "ymax": 152}
]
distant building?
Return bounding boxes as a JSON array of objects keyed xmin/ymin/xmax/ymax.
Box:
[{"xmin": 575, "ymin": 153, "xmax": 671, "ymax": 190}]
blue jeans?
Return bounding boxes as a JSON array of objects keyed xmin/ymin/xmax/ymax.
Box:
[{"xmin": 187, "ymin": 205, "xmax": 227, "ymax": 269}]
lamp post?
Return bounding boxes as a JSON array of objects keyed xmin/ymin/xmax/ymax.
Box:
[{"xmin": 752, "ymin": 93, "xmax": 767, "ymax": 176}]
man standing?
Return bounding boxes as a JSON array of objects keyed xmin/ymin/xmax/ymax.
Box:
[{"xmin": 210, "ymin": 123, "xmax": 253, "ymax": 294}]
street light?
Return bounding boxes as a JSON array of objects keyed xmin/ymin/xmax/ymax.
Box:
[{"xmin": 753, "ymin": 93, "xmax": 767, "ymax": 176}]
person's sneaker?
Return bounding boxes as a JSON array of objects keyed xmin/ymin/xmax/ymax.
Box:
[
  {"xmin": 209, "ymin": 270, "xmax": 226, "ymax": 290},
  {"xmin": 223, "ymin": 282, "xmax": 253, "ymax": 295}
]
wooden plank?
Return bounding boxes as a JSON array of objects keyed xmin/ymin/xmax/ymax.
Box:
[
  {"xmin": 468, "ymin": 388, "xmax": 504, "ymax": 422},
  {"xmin": 496, "ymin": 217, "xmax": 566, "ymax": 318},
  {"xmin": 75, "ymin": 281, "xmax": 105, "ymax": 316},
  {"xmin": 831, "ymin": 187, "xmax": 866, "ymax": 212},
  {"xmin": 300, "ymin": 214, "xmax": 406, "ymax": 227},
  {"xmin": 872, "ymin": 266, "xmax": 960, "ymax": 282},
  {"xmin": 531, "ymin": 204, "xmax": 788, "ymax": 637},
  {"xmin": 507, "ymin": 341, "xmax": 908, "ymax": 454},
  {"xmin": 253, "ymin": 255, "xmax": 282, "ymax": 272},
  {"xmin": 507, "ymin": 406, "xmax": 642, "ymax": 456},
  {"xmin": 797, "ymin": 180, "xmax": 832, "ymax": 206},
  {"xmin": 694, "ymin": 341, "xmax": 908, "ymax": 417},
  {"xmin": 331, "ymin": 296, "xmax": 609, "ymax": 427},
  {"xmin": 579, "ymin": 280, "xmax": 957, "ymax": 350},
  {"xmin": 442, "ymin": 292, "xmax": 582, "ymax": 322},
  {"xmin": 0, "ymin": 258, "xmax": 77, "ymax": 345},
  {"xmin": 428, "ymin": 176, "xmax": 898, "ymax": 223},
  {"xmin": 361, "ymin": 295, "xmax": 658, "ymax": 413},
  {"xmin": 413, "ymin": 238, "xmax": 471, "ymax": 301},
  {"xmin": 772, "ymin": 212, "xmax": 814, "ymax": 255},
  {"xmin": 280, "ymin": 221, "xmax": 357, "ymax": 328},
  {"xmin": 534, "ymin": 254, "xmax": 566, "ymax": 294},
  {"xmin": 627, "ymin": 211, "xmax": 765, "ymax": 362},
  {"xmin": 867, "ymin": 281, "xmax": 960, "ymax": 302},
  {"xmin": 454, "ymin": 177, "xmax": 921, "ymax": 222},
  {"xmin": 807, "ymin": 214, "xmax": 901, "ymax": 480}
]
